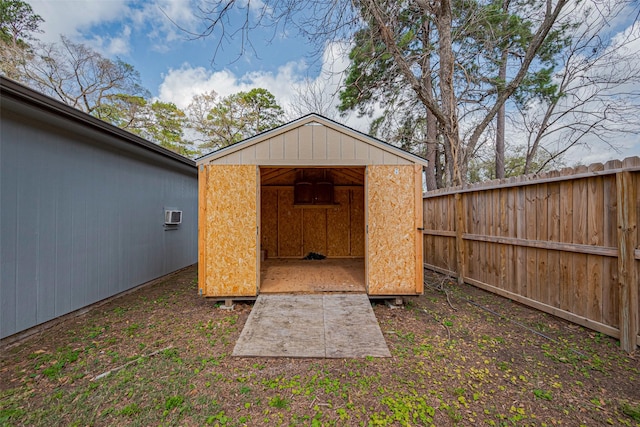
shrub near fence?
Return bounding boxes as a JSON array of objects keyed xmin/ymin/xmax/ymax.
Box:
[{"xmin": 423, "ymin": 157, "xmax": 640, "ymax": 353}]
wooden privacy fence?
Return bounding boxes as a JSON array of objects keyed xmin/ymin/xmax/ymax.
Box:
[{"xmin": 422, "ymin": 157, "xmax": 639, "ymax": 352}]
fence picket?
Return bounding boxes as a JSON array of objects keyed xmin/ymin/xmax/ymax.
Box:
[{"xmin": 423, "ymin": 156, "xmax": 640, "ymax": 352}]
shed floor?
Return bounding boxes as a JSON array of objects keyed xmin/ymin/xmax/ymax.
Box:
[
  {"xmin": 260, "ymin": 258, "xmax": 365, "ymax": 293},
  {"xmin": 232, "ymin": 294, "xmax": 390, "ymax": 358}
]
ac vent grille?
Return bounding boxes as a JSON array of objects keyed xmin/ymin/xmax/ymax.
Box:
[{"xmin": 165, "ymin": 210, "xmax": 182, "ymax": 225}]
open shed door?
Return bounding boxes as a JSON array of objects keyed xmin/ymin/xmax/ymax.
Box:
[
  {"xmin": 367, "ymin": 165, "xmax": 424, "ymax": 295},
  {"xmin": 199, "ymin": 164, "xmax": 258, "ymax": 297}
]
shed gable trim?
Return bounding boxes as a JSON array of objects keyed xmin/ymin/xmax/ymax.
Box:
[{"xmin": 195, "ymin": 114, "xmax": 428, "ymax": 167}]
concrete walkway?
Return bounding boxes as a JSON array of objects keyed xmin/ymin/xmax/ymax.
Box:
[{"xmin": 232, "ymin": 294, "xmax": 391, "ymax": 358}]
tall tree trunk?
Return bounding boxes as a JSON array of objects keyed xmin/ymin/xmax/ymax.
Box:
[
  {"xmin": 423, "ymin": 28, "xmax": 438, "ymax": 191},
  {"xmin": 495, "ymin": 0, "xmax": 510, "ymax": 180},
  {"xmin": 436, "ymin": 0, "xmax": 462, "ymax": 185},
  {"xmin": 425, "ymin": 110, "xmax": 438, "ymax": 190},
  {"xmin": 496, "ymin": 48, "xmax": 508, "ymax": 179},
  {"xmin": 435, "ymin": 144, "xmax": 445, "ymax": 189}
]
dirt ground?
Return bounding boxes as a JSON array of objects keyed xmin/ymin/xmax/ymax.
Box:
[{"xmin": 1, "ymin": 265, "xmax": 639, "ymax": 426}]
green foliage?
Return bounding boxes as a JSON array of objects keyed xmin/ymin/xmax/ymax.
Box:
[
  {"xmin": 146, "ymin": 101, "xmax": 196, "ymax": 157},
  {"xmin": 533, "ymin": 389, "xmax": 553, "ymax": 401},
  {"xmin": 0, "ymin": 0, "xmax": 43, "ymax": 46},
  {"xmin": 40, "ymin": 347, "xmax": 80, "ymax": 379},
  {"xmin": 164, "ymin": 395, "xmax": 184, "ymax": 411},
  {"xmin": 3, "ymin": 32, "xmax": 198, "ymax": 159},
  {"xmin": 119, "ymin": 403, "xmax": 141, "ymax": 416},
  {"xmin": 0, "ymin": 407, "xmax": 26, "ymax": 424},
  {"xmin": 338, "ymin": 0, "xmax": 572, "ymax": 185},
  {"xmin": 268, "ymin": 395, "xmax": 290, "ymax": 409},
  {"xmin": 621, "ymin": 402, "xmax": 640, "ymax": 421},
  {"xmin": 94, "ymin": 93, "xmax": 148, "ymax": 132},
  {"xmin": 372, "ymin": 393, "xmax": 436, "ymax": 425},
  {"xmin": 97, "ymin": 95, "xmax": 196, "ymax": 158},
  {"xmin": 196, "ymin": 87, "xmax": 285, "ymax": 151},
  {"xmin": 206, "ymin": 411, "xmax": 230, "ymax": 425},
  {"xmin": 0, "ymin": 0, "xmax": 43, "ymax": 79}
]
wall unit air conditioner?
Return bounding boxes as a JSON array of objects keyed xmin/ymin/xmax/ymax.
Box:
[{"xmin": 165, "ymin": 210, "xmax": 182, "ymax": 225}]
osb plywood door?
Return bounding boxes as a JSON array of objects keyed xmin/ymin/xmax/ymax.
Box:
[
  {"xmin": 367, "ymin": 165, "xmax": 423, "ymax": 295},
  {"xmin": 199, "ymin": 164, "xmax": 258, "ymax": 297}
]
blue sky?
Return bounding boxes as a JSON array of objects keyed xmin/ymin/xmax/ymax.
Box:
[
  {"xmin": 26, "ymin": 0, "xmax": 640, "ymax": 164},
  {"xmin": 29, "ymin": 0, "xmax": 354, "ymax": 124}
]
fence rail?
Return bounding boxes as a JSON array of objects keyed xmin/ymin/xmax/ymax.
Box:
[{"xmin": 423, "ymin": 157, "xmax": 640, "ymax": 352}]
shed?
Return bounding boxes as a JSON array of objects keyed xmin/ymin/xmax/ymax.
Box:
[{"xmin": 196, "ymin": 114, "xmax": 427, "ymax": 298}]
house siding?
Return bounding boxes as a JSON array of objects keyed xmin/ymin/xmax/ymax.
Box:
[{"xmin": 0, "ymin": 85, "xmax": 198, "ymax": 339}]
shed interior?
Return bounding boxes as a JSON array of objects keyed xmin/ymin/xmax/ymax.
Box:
[{"xmin": 259, "ymin": 166, "xmax": 366, "ymax": 293}]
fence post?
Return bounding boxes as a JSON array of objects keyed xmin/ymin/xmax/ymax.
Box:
[
  {"xmin": 455, "ymin": 193, "xmax": 466, "ymax": 285},
  {"xmin": 616, "ymin": 169, "xmax": 638, "ymax": 353}
]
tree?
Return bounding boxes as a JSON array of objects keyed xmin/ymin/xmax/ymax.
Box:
[
  {"xmin": 337, "ymin": 0, "xmax": 572, "ymax": 186},
  {"xmin": 0, "ymin": 0, "xmax": 43, "ymax": 79},
  {"xmin": 22, "ymin": 35, "xmax": 148, "ymax": 116},
  {"xmin": 16, "ymin": 34, "xmax": 197, "ymax": 158},
  {"xmin": 468, "ymin": 142, "xmax": 563, "ymax": 182},
  {"xmin": 516, "ymin": 1, "xmax": 640, "ymax": 174},
  {"xmin": 97, "ymin": 95, "xmax": 195, "ymax": 157},
  {"xmin": 189, "ymin": 0, "xmax": 587, "ymax": 186},
  {"xmin": 476, "ymin": 0, "xmax": 568, "ymax": 179},
  {"xmin": 189, "ymin": 88, "xmax": 285, "ymax": 151},
  {"xmin": 0, "ymin": 0, "xmax": 42, "ymax": 46},
  {"xmin": 187, "ymin": 89, "xmax": 219, "ymax": 145},
  {"xmin": 289, "ymin": 77, "xmax": 339, "ymax": 119},
  {"xmin": 145, "ymin": 101, "xmax": 196, "ymax": 158},
  {"xmin": 0, "ymin": 13, "xmax": 197, "ymax": 158},
  {"xmin": 94, "ymin": 93, "xmax": 149, "ymax": 133}
]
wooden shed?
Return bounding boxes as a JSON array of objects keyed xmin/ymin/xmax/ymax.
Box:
[{"xmin": 196, "ymin": 114, "xmax": 427, "ymax": 298}]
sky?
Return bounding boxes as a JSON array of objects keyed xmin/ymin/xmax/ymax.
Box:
[
  {"xmin": 26, "ymin": 0, "xmax": 640, "ymax": 165},
  {"xmin": 29, "ymin": 0, "xmax": 359, "ymax": 125}
]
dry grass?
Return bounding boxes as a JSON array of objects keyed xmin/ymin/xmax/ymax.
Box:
[{"xmin": 1, "ymin": 265, "xmax": 639, "ymax": 426}]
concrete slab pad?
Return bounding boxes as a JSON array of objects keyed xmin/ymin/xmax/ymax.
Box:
[{"xmin": 232, "ymin": 294, "xmax": 391, "ymax": 358}]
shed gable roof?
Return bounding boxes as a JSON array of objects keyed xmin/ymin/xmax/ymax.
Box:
[{"xmin": 195, "ymin": 114, "xmax": 428, "ymax": 167}]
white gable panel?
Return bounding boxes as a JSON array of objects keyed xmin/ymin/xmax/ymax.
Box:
[{"xmin": 199, "ymin": 115, "xmax": 424, "ymax": 166}]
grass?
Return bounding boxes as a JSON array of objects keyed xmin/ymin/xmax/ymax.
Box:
[
  {"xmin": 622, "ymin": 402, "xmax": 640, "ymax": 422},
  {"xmin": 1, "ymin": 266, "xmax": 638, "ymax": 426}
]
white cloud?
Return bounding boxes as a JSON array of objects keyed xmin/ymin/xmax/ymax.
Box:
[
  {"xmin": 157, "ymin": 60, "xmax": 308, "ymax": 111},
  {"xmin": 157, "ymin": 41, "xmax": 373, "ymax": 132},
  {"xmin": 30, "ymin": 0, "xmax": 200, "ymax": 56},
  {"xmin": 30, "ymin": 0, "xmax": 129, "ymax": 43},
  {"xmin": 131, "ymin": 0, "xmax": 200, "ymax": 48},
  {"xmin": 88, "ymin": 26, "xmax": 132, "ymax": 56}
]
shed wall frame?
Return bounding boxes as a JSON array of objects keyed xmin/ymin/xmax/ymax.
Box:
[
  {"xmin": 196, "ymin": 115, "xmax": 427, "ymax": 298},
  {"xmin": 198, "ymin": 163, "xmax": 424, "ymax": 297}
]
